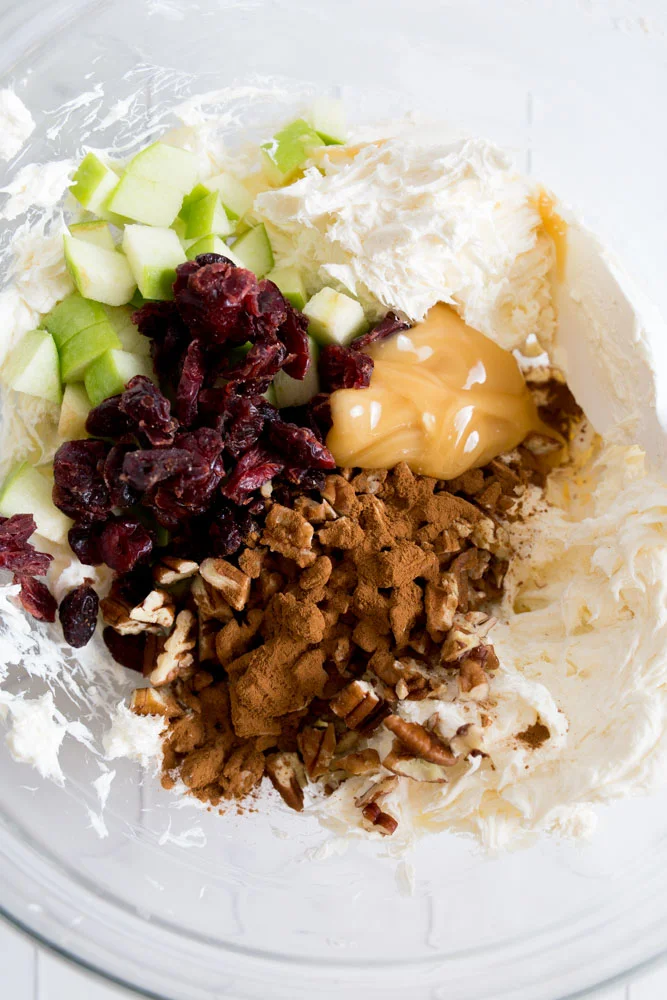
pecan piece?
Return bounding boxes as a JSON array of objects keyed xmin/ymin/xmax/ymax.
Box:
[
  {"xmin": 265, "ymin": 751, "xmax": 307, "ymax": 811},
  {"xmin": 153, "ymin": 556, "xmax": 199, "ymax": 586},
  {"xmin": 383, "ymin": 746, "xmax": 449, "ymax": 782},
  {"xmin": 458, "ymin": 655, "xmax": 490, "ymax": 701},
  {"xmin": 330, "ymin": 680, "xmax": 391, "ymax": 735},
  {"xmin": 129, "ymin": 589, "xmax": 175, "ymax": 630},
  {"xmin": 336, "ymin": 749, "xmax": 381, "ymax": 776},
  {"xmin": 199, "ymin": 558, "xmax": 251, "ymax": 611},
  {"xmin": 362, "ymin": 801, "xmax": 398, "ymax": 835},
  {"xmin": 191, "ymin": 574, "xmax": 235, "ymax": 622},
  {"xmin": 149, "ymin": 609, "xmax": 197, "ymax": 686},
  {"xmin": 220, "ymin": 744, "xmax": 265, "ymax": 798},
  {"xmin": 384, "ymin": 715, "xmax": 457, "ymax": 766},
  {"xmin": 130, "ymin": 686, "xmax": 181, "ymax": 718},
  {"xmin": 297, "ymin": 723, "xmax": 336, "ymax": 779},
  {"xmin": 261, "ymin": 504, "xmax": 315, "ymax": 568}
]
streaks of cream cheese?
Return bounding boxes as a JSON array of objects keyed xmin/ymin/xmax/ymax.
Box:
[
  {"xmin": 255, "ymin": 135, "xmax": 556, "ymax": 350},
  {"xmin": 0, "ymin": 90, "xmax": 35, "ymax": 162},
  {"xmin": 103, "ymin": 702, "xmax": 168, "ymax": 770}
]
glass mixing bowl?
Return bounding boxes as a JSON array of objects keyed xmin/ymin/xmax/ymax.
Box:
[{"xmin": 2, "ymin": 1, "xmax": 667, "ymax": 997}]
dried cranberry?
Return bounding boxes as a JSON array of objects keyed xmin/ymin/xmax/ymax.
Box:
[
  {"xmin": 224, "ymin": 335, "xmax": 287, "ymax": 388},
  {"xmin": 119, "ymin": 376, "xmax": 177, "ymax": 447},
  {"xmin": 0, "ymin": 548, "xmax": 52, "ymax": 576},
  {"xmin": 174, "ymin": 260, "xmax": 260, "ymax": 345},
  {"xmin": 59, "ymin": 583, "xmax": 99, "ymax": 648},
  {"xmin": 278, "ymin": 303, "xmax": 310, "ymax": 380},
  {"xmin": 14, "ymin": 574, "xmax": 57, "ymax": 622},
  {"xmin": 307, "ymin": 394, "xmax": 333, "ymax": 438},
  {"xmin": 352, "ymin": 311, "xmax": 409, "ymax": 352},
  {"xmin": 103, "ymin": 444, "xmax": 139, "ymax": 508},
  {"xmin": 114, "ymin": 565, "xmax": 154, "ymax": 607},
  {"xmin": 176, "ymin": 338, "xmax": 205, "ymax": 427},
  {"xmin": 121, "ymin": 448, "xmax": 208, "ymax": 491},
  {"xmin": 220, "ymin": 444, "xmax": 284, "ymax": 503},
  {"xmin": 268, "ymin": 421, "xmax": 336, "ymax": 469},
  {"xmin": 193, "ymin": 252, "xmax": 238, "ymax": 268},
  {"xmin": 255, "ymin": 279, "xmax": 288, "ymax": 338},
  {"xmin": 209, "ymin": 504, "xmax": 258, "ymax": 557},
  {"xmin": 99, "ymin": 517, "xmax": 153, "ymax": 573},
  {"xmin": 53, "ymin": 440, "xmax": 111, "ymax": 522},
  {"xmin": 68, "ymin": 524, "xmax": 103, "ymax": 566},
  {"xmin": 176, "ymin": 427, "xmax": 224, "ymax": 465},
  {"xmin": 224, "ymin": 397, "xmax": 265, "ymax": 459},
  {"xmin": 0, "ymin": 513, "xmax": 36, "ymax": 547},
  {"xmin": 133, "ymin": 303, "xmax": 191, "ymax": 385},
  {"xmin": 282, "ymin": 467, "xmax": 327, "ymax": 493},
  {"xmin": 85, "ymin": 396, "xmax": 133, "ymax": 438},
  {"xmin": 103, "ymin": 627, "xmax": 146, "ymax": 672},
  {"xmin": 319, "ymin": 344, "xmax": 374, "ymax": 391}
]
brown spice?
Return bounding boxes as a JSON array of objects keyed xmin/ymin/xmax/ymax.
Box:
[{"xmin": 516, "ymin": 721, "xmax": 551, "ymax": 749}]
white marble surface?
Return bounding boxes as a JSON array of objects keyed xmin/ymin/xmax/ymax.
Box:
[{"xmin": 0, "ymin": 916, "xmax": 664, "ymax": 999}]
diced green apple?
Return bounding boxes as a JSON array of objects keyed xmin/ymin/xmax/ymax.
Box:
[
  {"xmin": 0, "ymin": 463, "xmax": 72, "ymax": 544},
  {"xmin": 68, "ymin": 220, "xmax": 116, "ymax": 251},
  {"xmin": 108, "ymin": 174, "xmax": 184, "ymax": 228},
  {"xmin": 260, "ymin": 118, "xmax": 325, "ymax": 184},
  {"xmin": 171, "ymin": 216, "xmax": 188, "ymax": 241},
  {"xmin": 183, "ymin": 191, "xmax": 233, "ymax": 239},
  {"xmin": 44, "ymin": 293, "xmax": 109, "ymax": 348},
  {"xmin": 58, "ymin": 323, "xmax": 122, "ymax": 383},
  {"xmin": 266, "ymin": 266, "xmax": 307, "ymax": 310},
  {"xmin": 84, "ymin": 349, "xmax": 154, "ymax": 406},
  {"xmin": 206, "ymin": 172, "xmax": 253, "ymax": 220},
  {"xmin": 2, "ymin": 330, "xmax": 62, "ymax": 405},
  {"xmin": 125, "ymin": 142, "xmax": 199, "ymax": 193},
  {"xmin": 103, "ymin": 306, "xmax": 150, "ymax": 357},
  {"xmin": 273, "ymin": 336, "xmax": 320, "ymax": 408},
  {"xmin": 185, "ymin": 235, "xmax": 243, "ymax": 264},
  {"xmin": 230, "ymin": 224, "xmax": 274, "ymax": 277},
  {"xmin": 179, "ymin": 183, "xmax": 212, "ymax": 220},
  {"xmin": 69, "ymin": 153, "xmax": 119, "ymax": 214},
  {"xmin": 64, "ymin": 235, "xmax": 137, "ymax": 307},
  {"xmin": 58, "ymin": 384, "xmax": 91, "ymax": 440},
  {"xmin": 122, "ymin": 225, "xmax": 187, "ymax": 301},
  {"xmin": 307, "ymin": 98, "xmax": 346, "ymax": 145},
  {"xmin": 303, "ymin": 287, "xmax": 367, "ymax": 346}
]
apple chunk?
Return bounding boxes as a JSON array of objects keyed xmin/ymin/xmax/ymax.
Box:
[
  {"xmin": 107, "ymin": 174, "xmax": 185, "ymax": 228},
  {"xmin": 58, "ymin": 323, "xmax": 122, "ymax": 383},
  {"xmin": 307, "ymin": 98, "xmax": 346, "ymax": 145},
  {"xmin": 122, "ymin": 225, "xmax": 187, "ymax": 301},
  {"xmin": 3, "ymin": 330, "xmax": 62, "ymax": 405},
  {"xmin": 84, "ymin": 349, "xmax": 154, "ymax": 406},
  {"xmin": 182, "ymin": 190, "xmax": 233, "ymax": 239},
  {"xmin": 104, "ymin": 306, "xmax": 151, "ymax": 356},
  {"xmin": 58, "ymin": 384, "xmax": 91, "ymax": 440},
  {"xmin": 230, "ymin": 224, "xmax": 274, "ymax": 278},
  {"xmin": 261, "ymin": 118, "xmax": 324, "ymax": 184},
  {"xmin": 0, "ymin": 463, "xmax": 72, "ymax": 544},
  {"xmin": 69, "ymin": 220, "xmax": 116, "ymax": 251},
  {"xmin": 44, "ymin": 293, "xmax": 109, "ymax": 348},
  {"xmin": 125, "ymin": 142, "xmax": 199, "ymax": 192},
  {"xmin": 273, "ymin": 336, "xmax": 320, "ymax": 408},
  {"xmin": 64, "ymin": 235, "xmax": 137, "ymax": 307},
  {"xmin": 303, "ymin": 287, "xmax": 367, "ymax": 347},
  {"xmin": 266, "ymin": 266, "xmax": 307, "ymax": 310},
  {"xmin": 185, "ymin": 235, "xmax": 243, "ymax": 264},
  {"xmin": 205, "ymin": 172, "xmax": 253, "ymax": 220},
  {"xmin": 69, "ymin": 152, "xmax": 119, "ymax": 214}
]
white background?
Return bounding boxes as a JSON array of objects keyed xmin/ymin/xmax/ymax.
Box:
[{"xmin": 0, "ymin": 916, "xmax": 665, "ymax": 999}]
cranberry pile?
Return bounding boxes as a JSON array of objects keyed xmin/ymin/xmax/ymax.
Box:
[{"xmin": 32, "ymin": 254, "xmax": 405, "ymax": 649}]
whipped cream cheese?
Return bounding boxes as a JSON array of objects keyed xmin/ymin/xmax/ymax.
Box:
[{"xmin": 0, "ymin": 90, "xmax": 35, "ymax": 162}]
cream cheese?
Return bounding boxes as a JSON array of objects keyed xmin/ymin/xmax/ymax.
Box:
[{"xmin": 0, "ymin": 90, "xmax": 35, "ymax": 162}]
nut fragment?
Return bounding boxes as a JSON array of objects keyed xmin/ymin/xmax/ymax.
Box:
[
  {"xmin": 384, "ymin": 715, "xmax": 457, "ymax": 766},
  {"xmin": 361, "ymin": 801, "xmax": 398, "ymax": 835},
  {"xmin": 191, "ymin": 574, "xmax": 235, "ymax": 622},
  {"xmin": 153, "ymin": 556, "xmax": 199, "ymax": 586},
  {"xmin": 129, "ymin": 589, "xmax": 175, "ymax": 629},
  {"xmin": 297, "ymin": 723, "xmax": 336, "ymax": 779},
  {"xmin": 131, "ymin": 687, "xmax": 181, "ymax": 718},
  {"xmin": 354, "ymin": 775, "xmax": 399, "ymax": 809},
  {"xmin": 101, "ymin": 595, "xmax": 149, "ymax": 636},
  {"xmin": 425, "ymin": 574, "xmax": 459, "ymax": 637},
  {"xmin": 458, "ymin": 656, "xmax": 490, "ymax": 702},
  {"xmin": 149, "ymin": 609, "xmax": 197, "ymax": 687},
  {"xmin": 336, "ymin": 749, "xmax": 381, "ymax": 775},
  {"xmin": 199, "ymin": 558, "xmax": 251, "ymax": 612},
  {"xmin": 330, "ymin": 680, "xmax": 390, "ymax": 734},
  {"xmin": 261, "ymin": 504, "xmax": 315, "ymax": 568},
  {"xmin": 265, "ymin": 752, "xmax": 307, "ymax": 811},
  {"xmin": 383, "ymin": 748, "xmax": 449, "ymax": 782}
]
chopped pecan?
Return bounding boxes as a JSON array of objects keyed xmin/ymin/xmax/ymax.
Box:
[
  {"xmin": 449, "ymin": 722, "xmax": 486, "ymax": 755},
  {"xmin": 299, "ymin": 555, "xmax": 333, "ymax": 592},
  {"xmin": 297, "ymin": 723, "xmax": 336, "ymax": 779},
  {"xmin": 198, "ymin": 616, "xmax": 219, "ymax": 663},
  {"xmin": 262, "ymin": 504, "xmax": 315, "ymax": 568},
  {"xmin": 382, "ymin": 746, "xmax": 449, "ymax": 782},
  {"xmin": 294, "ymin": 496, "xmax": 337, "ymax": 523},
  {"xmin": 330, "ymin": 680, "xmax": 391, "ymax": 734},
  {"xmin": 361, "ymin": 801, "xmax": 398, "ymax": 835},
  {"xmin": 153, "ymin": 556, "xmax": 199, "ymax": 586},
  {"xmin": 354, "ymin": 774, "xmax": 399, "ymax": 809},
  {"xmin": 129, "ymin": 589, "xmax": 175, "ymax": 629},
  {"xmin": 190, "ymin": 574, "xmax": 235, "ymax": 622},
  {"xmin": 441, "ymin": 626, "xmax": 482, "ymax": 663},
  {"xmin": 215, "ymin": 610, "xmax": 263, "ymax": 667},
  {"xmin": 238, "ymin": 546, "xmax": 266, "ymax": 579},
  {"xmin": 424, "ymin": 574, "xmax": 459, "ymax": 638},
  {"xmin": 317, "ymin": 517, "xmax": 364, "ymax": 550},
  {"xmin": 220, "ymin": 744, "xmax": 265, "ymax": 798},
  {"xmin": 130, "ymin": 686, "xmax": 181, "ymax": 718},
  {"xmin": 199, "ymin": 558, "xmax": 250, "ymax": 612},
  {"xmin": 336, "ymin": 749, "xmax": 381, "ymax": 775},
  {"xmin": 265, "ymin": 751, "xmax": 307, "ymax": 811},
  {"xmin": 101, "ymin": 595, "xmax": 150, "ymax": 636},
  {"xmin": 458, "ymin": 655, "xmax": 490, "ymax": 701},
  {"xmin": 351, "ymin": 469, "xmax": 387, "ymax": 495},
  {"xmin": 321, "ymin": 474, "xmax": 361, "ymax": 517},
  {"xmin": 149, "ymin": 609, "xmax": 197, "ymax": 686},
  {"xmin": 384, "ymin": 715, "xmax": 457, "ymax": 766}
]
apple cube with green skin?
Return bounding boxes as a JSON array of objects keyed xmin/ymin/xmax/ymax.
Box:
[
  {"xmin": 273, "ymin": 336, "xmax": 320, "ymax": 408},
  {"xmin": 230, "ymin": 224, "xmax": 274, "ymax": 278},
  {"xmin": 261, "ymin": 118, "xmax": 325, "ymax": 184},
  {"xmin": 59, "ymin": 323, "xmax": 122, "ymax": 383},
  {"xmin": 179, "ymin": 183, "xmax": 212, "ymax": 220},
  {"xmin": 104, "ymin": 306, "xmax": 150, "ymax": 357},
  {"xmin": 58, "ymin": 384, "xmax": 91, "ymax": 440},
  {"xmin": 107, "ymin": 174, "xmax": 185, "ymax": 228},
  {"xmin": 125, "ymin": 142, "xmax": 199, "ymax": 192},
  {"xmin": 122, "ymin": 225, "xmax": 187, "ymax": 301},
  {"xmin": 307, "ymin": 98, "xmax": 346, "ymax": 145},
  {"xmin": 84, "ymin": 349, "xmax": 154, "ymax": 407},
  {"xmin": 64, "ymin": 235, "xmax": 137, "ymax": 307},
  {"xmin": 70, "ymin": 153, "xmax": 119, "ymax": 214},
  {"xmin": 185, "ymin": 235, "xmax": 243, "ymax": 264},
  {"xmin": 44, "ymin": 293, "xmax": 109, "ymax": 348},
  {"xmin": 303, "ymin": 287, "xmax": 367, "ymax": 347},
  {"xmin": 68, "ymin": 220, "xmax": 115, "ymax": 251},
  {"xmin": 0, "ymin": 463, "xmax": 72, "ymax": 544},
  {"xmin": 205, "ymin": 172, "xmax": 253, "ymax": 220},
  {"xmin": 183, "ymin": 190, "xmax": 233, "ymax": 240},
  {"xmin": 266, "ymin": 266, "xmax": 307, "ymax": 310},
  {"xmin": 3, "ymin": 329, "xmax": 62, "ymax": 405}
]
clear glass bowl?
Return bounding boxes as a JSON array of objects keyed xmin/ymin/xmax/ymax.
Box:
[{"xmin": 2, "ymin": 2, "xmax": 667, "ymax": 997}]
